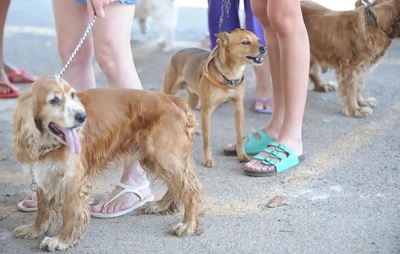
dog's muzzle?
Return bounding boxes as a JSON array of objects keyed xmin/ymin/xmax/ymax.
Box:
[
  {"xmin": 259, "ymin": 46, "xmax": 267, "ymax": 55},
  {"xmin": 246, "ymin": 45, "xmax": 267, "ymax": 66},
  {"xmin": 75, "ymin": 112, "xmax": 87, "ymax": 125}
]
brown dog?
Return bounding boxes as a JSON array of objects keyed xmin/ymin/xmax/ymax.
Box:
[
  {"xmin": 12, "ymin": 76, "xmax": 203, "ymax": 251},
  {"xmin": 163, "ymin": 28, "xmax": 267, "ymax": 167},
  {"xmin": 303, "ymin": 0, "xmax": 400, "ymax": 117}
]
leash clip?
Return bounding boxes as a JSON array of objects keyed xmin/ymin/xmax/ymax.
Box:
[
  {"xmin": 29, "ymin": 164, "xmax": 38, "ymax": 192},
  {"xmin": 361, "ymin": 0, "xmax": 369, "ymax": 7}
]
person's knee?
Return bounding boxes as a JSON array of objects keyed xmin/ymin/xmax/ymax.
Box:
[
  {"xmin": 94, "ymin": 46, "xmax": 118, "ymax": 76},
  {"xmin": 251, "ymin": 2, "xmax": 269, "ymax": 28},
  {"xmin": 267, "ymin": 12, "xmax": 298, "ymax": 37}
]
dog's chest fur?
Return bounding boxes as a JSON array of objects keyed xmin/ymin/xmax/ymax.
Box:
[{"xmin": 30, "ymin": 150, "xmax": 81, "ymax": 200}]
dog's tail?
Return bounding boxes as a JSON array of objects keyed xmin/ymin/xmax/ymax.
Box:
[
  {"xmin": 170, "ymin": 95, "xmax": 197, "ymax": 141},
  {"xmin": 170, "ymin": 93, "xmax": 202, "ymax": 186}
]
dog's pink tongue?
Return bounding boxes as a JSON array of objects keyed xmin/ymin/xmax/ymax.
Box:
[{"xmin": 65, "ymin": 128, "xmax": 81, "ymax": 154}]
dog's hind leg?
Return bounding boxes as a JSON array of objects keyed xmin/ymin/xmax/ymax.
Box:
[
  {"xmin": 356, "ymin": 72, "xmax": 376, "ymax": 108},
  {"xmin": 139, "ymin": 18, "xmax": 147, "ymax": 34},
  {"xmin": 14, "ymin": 190, "xmax": 58, "ymax": 240},
  {"xmin": 157, "ymin": 20, "xmax": 175, "ymax": 53},
  {"xmin": 309, "ymin": 59, "xmax": 337, "ymax": 92},
  {"xmin": 168, "ymin": 154, "xmax": 203, "ymax": 236},
  {"xmin": 170, "ymin": 164, "xmax": 203, "ymax": 237},
  {"xmin": 143, "ymin": 161, "xmax": 203, "ymax": 236},
  {"xmin": 187, "ymin": 92, "xmax": 199, "ymax": 109},
  {"xmin": 144, "ymin": 186, "xmax": 181, "ymax": 215},
  {"xmin": 163, "ymin": 65, "xmax": 181, "ymax": 96},
  {"xmin": 337, "ymin": 69, "xmax": 373, "ymax": 117},
  {"xmin": 358, "ymin": 94, "xmax": 377, "ymax": 108}
]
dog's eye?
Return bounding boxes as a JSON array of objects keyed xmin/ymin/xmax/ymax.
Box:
[
  {"xmin": 242, "ymin": 40, "xmax": 250, "ymax": 45},
  {"xmin": 71, "ymin": 92, "xmax": 75, "ymax": 99},
  {"xmin": 49, "ymin": 96, "xmax": 61, "ymax": 106}
]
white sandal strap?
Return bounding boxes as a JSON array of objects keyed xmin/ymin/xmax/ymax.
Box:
[{"xmin": 102, "ymin": 181, "xmax": 150, "ymax": 208}]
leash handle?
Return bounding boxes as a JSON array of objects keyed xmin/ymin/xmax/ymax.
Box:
[{"xmin": 57, "ymin": 16, "xmax": 98, "ymax": 78}]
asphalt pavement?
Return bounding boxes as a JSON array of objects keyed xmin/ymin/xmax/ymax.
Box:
[{"xmin": 0, "ymin": 1, "xmax": 399, "ymax": 253}]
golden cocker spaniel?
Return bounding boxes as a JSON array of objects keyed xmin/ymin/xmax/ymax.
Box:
[{"xmin": 12, "ymin": 76, "xmax": 203, "ymax": 251}]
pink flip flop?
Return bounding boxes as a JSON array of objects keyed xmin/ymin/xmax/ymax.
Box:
[
  {"xmin": 17, "ymin": 193, "xmax": 38, "ymax": 212},
  {"xmin": 7, "ymin": 68, "xmax": 37, "ymax": 84},
  {"xmin": 0, "ymin": 82, "xmax": 19, "ymax": 98},
  {"xmin": 254, "ymin": 97, "xmax": 273, "ymax": 114}
]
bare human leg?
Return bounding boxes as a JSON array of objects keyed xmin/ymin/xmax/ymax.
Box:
[{"xmin": 244, "ymin": 0, "xmax": 309, "ymax": 174}]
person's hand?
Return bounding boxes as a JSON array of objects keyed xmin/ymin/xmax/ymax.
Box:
[{"xmin": 87, "ymin": 0, "xmax": 116, "ymax": 19}]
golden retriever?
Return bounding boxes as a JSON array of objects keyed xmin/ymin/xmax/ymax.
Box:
[
  {"xmin": 12, "ymin": 76, "xmax": 203, "ymax": 251},
  {"xmin": 163, "ymin": 28, "xmax": 267, "ymax": 167},
  {"xmin": 302, "ymin": 0, "xmax": 400, "ymax": 117}
]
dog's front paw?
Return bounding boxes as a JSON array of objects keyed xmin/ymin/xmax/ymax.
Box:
[
  {"xmin": 203, "ymin": 157, "xmax": 214, "ymax": 168},
  {"xmin": 40, "ymin": 236, "xmax": 72, "ymax": 251},
  {"xmin": 358, "ymin": 97, "xmax": 376, "ymax": 108},
  {"xmin": 313, "ymin": 81, "xmax": 337, "ymax": 92},
  {"xmin": 324, "ymin": 81, "xmax": 338, "ymax": 92},
  {"xmin": 161, "ymin": 45, "xmax": 173, "ymax": 53},
  {"xmin": 237, "ymin": 153, "xmax": 251, "ymax": 162},
  {"xmin": 158, "ymin": 41, "xmax": 173, "ymax": 53},
  {"xmin": 345, "ymin": 106, "xmax": 373, "ymax": 118},
  {"xmin": 170, "ymin": 222, "xmax": 203, "ymax": 237},
  {"xmin": 144, "ymin": 201, "xmax": 181, "ymax": 215},
  {"xmin": 14, "ymin": 224, "xmax": 44, "ymax": 239}
]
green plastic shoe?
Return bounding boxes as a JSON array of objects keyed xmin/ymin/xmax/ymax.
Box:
[
  {"xmin": 223, "ymin": 129, "xmax": 273, "ymax": 156},
  {"xmin": 243, "ymin": 141, "xmax": 305, "ymax": 177}
]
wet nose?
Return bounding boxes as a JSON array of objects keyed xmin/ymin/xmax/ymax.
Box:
[
  {"xmin": 259, "ymin": 46, "xmax": 267, "ymax": 54},
  {"xmin": 75, "ymin": 112, "xmax": 87, "ymax": 124}
]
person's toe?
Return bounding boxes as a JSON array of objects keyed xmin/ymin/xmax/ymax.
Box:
[{"xmin": 224, "ymin": 143, "xmax": 236, "ymax": 151}]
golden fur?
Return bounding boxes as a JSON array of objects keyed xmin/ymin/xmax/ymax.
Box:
[
  {"xmin": 12, "ymin": 76, "xmax": 203, "ymax": 251},
  {"xmin": 303, "ymin": 0, "xmax": 400, "ymax": 117},
  {"xmin": 163, "ymin": 28, "xmax": 267, "ymax": 167}
]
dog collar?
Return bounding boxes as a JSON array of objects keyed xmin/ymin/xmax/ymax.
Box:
[
  {"xmin": 217, "ymin": 62, "xmax": 244, "ymax": 86},
  {"xmin": 202, "ymin": 45, "xmax": 244, "ymax": 90},
  {"xmin": 362, "ymin": 0, "xmax": 375, "ymax": 29}
]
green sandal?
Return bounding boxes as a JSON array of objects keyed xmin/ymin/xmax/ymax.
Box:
[
  {"xmin": 243, "ymin": 141, "xmax": 305, "ymax": 177},
  {"xmin": 223, "ymin": 129, "xmax": 273, "ymax": 156}
]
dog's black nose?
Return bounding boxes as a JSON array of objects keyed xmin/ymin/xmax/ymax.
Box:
[
  {"xmin": 75, "ymin": 112, "xmax": 87, "ymax": 124},
  {"xmin": 259, "ymin": 46, "xmax": 267, "ymax": 54}
]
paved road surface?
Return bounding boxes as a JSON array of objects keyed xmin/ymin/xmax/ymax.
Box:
[{"xmin": 0, "ymin": 1, "xmax": 399, "ymax": 253}]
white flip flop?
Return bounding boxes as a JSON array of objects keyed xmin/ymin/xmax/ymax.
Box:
[{"xmin": 91, "ymin": 182, "xmax": 154, "ymax": 219}]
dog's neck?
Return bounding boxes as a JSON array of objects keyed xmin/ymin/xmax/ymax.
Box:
[
  {"xmin": 39, "ymin": 133, "xmax": 64, "ymax": 158},
  {"xmin": 371, "ymin": 0, "xmax": 400, "ymax": 39},
  {"xmin": 363, "ymin": 0, "xmax": 376, "ymax": 29},
  {"xmin": 211, "ymin": 60, "xmax": 243, "ymax": 86},
  {"xmin": 40, "ymin": 145, "xmax": 63, "ymax": 157},
  {"xmin": 202, "ymin": 44, "xmax": 244, "ymax": 90}
]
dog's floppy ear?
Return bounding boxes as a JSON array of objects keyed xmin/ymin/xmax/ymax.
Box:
[
  {"xmin": 389, "ymin": 20, "xmax": 400, "ymax": 38},
  {"xmin": 354, "ymin": 0, "xmax": 363, "ymax": 8},
  {"xmin": 215, "ymin": 31, "xmax": 230, "ymax": 45},
  {"xmin": 374, "ymin": 2, "xmax": 400, "ymax": 38},
  {"xmin": 13, "ymin": 90, "xmax": 41, "ymax": 164}
]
